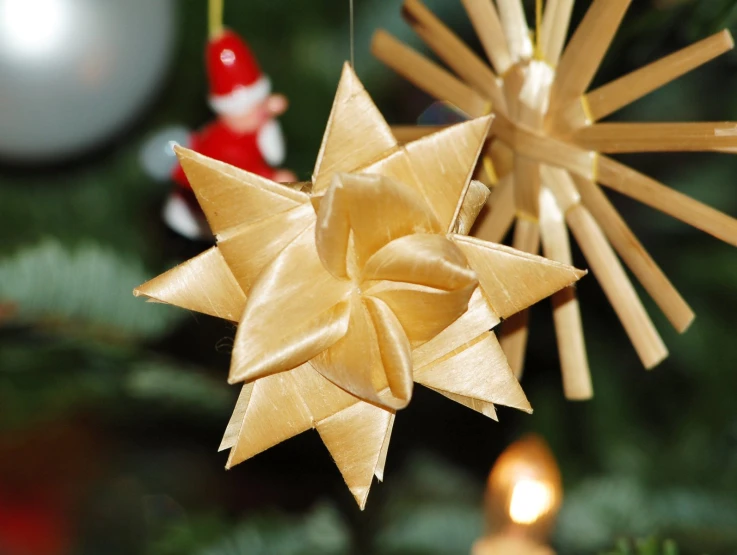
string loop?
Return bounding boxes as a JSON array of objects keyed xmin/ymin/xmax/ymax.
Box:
[
  {"xmin": 350, "ymin": 0, "xmax": 355, "ymax": 69},
  {"xmin": 209, "ymin": 0, "xmax": 224, "ymax": 39}
]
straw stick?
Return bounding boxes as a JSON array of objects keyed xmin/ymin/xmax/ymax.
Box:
[
  {"xmin": 496, "ymin": 0, "xmax": 533, "ymax": 62},
  {"xmin": 517, "ymin": 60, "xmax": 556, "ymax": 217},
  {"xmin": 566, "ymin": 204, "xmax": 668, "ymax": 368},
  {"xmin": 490, "ymin": 115, "xmax": 597, "ymax": 180},
  {"xmin": 597, "ymin": 156, "xmax": 737, "ymax": 247},
  {"xmin": 460, "ymin": 0, "xmax": 513, "ymax": 74},
  {"xmin": 551, "ymin": 97, "xmax": 591, "ymax": 135},
  {"xmin": 372, "ymin": 30, "xmax": 487, "ymax": 117},
  {"xmin": 500, "ymin": 218, "xmax": 540, "ymax": 378},
  {"xmin": 544, "ymin": 166, "xmax": 667, "ymax": 368},
  {"xmin": 502, "ymin": 63, "xmax": 525, "ymax": 121},
  {"xmin": 487, "ymin": 140, "xmax": 515, "ymax": 181},
  {"xmin": 550, "ymin": 0, "xmax": 631, "ymax": 111},
  {"xmin": 473, "ymin": 175, "xmax": 516, "ymax": 244},
  {"xmin": 501, "ymin": 65, "xmax": 542, "ymax": 217},
  {"xmin": 540, "ymin": 164, "xmax": 580, "ymax": 212},
  {"xmin": 585, "ymin": 30, "xmax": 734, "ymax": 122},
  {"xmin": 574, "ymin": 122, "xmax": 737, "ymax": 153},
  {"xmin": 514, "ymin": 156, "xmax": 541, "ymax": 218},
  {"xmin": 402, "ymin": 0, "xmax": 506, "ymax": 111},
  {"xmin": 540, "ymin": 0, "xmax": 575, "ymax": 67},
  {"xmin": 539, "ymin": 187, "xmax": 592, "ymax": 400},
  {"xmin": 573, "ymin": 175, "xmax": 695, "ymax": 332}
]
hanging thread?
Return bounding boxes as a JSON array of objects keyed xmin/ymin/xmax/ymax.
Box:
[
  {"xmin": 534, "ymin": 0, "xmax": 543, "ymax": 60},
  {"xmin": 209, "ymin": 0, "xmax": 224, "ymax": 39},
  {"xmin": 349, "ymin": 0, "xmax": 356, "ymax": 69}
]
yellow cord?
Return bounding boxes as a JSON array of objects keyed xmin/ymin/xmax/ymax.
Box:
[
  {"xmin": 516, "ymin": 210, "xmax": 540, "ymax": 223},
  {"xmin": 534, "ymin": 0, "xmax": 544, "ymax": 60},
  {"xmin": 580, "ymin": 95, "xmax": 593, "ymax": 125},
  {"xmin": 483, "ymin": 157, "xmax": 499, "ymax": 186},
  {"xmin": 209, "ymin": 0, "xmax": 224, "ymax": 39},
  {"xmin": 591, "ymin": 151, "xmax": 599, "ymax": 183}
]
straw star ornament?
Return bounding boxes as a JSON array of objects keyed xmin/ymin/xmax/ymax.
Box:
[
  {"xmin": 373, "ymin": 0, "xmax": 737, "ymax": 399},
  {"xmin": 134, "ymin": 64, "xmax": 584, "ymax": 508}
]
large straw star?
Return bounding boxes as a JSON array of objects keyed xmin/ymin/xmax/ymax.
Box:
[
  {"xmin": 134, "ymin": 64, "xmax": 583, "ymax": 508},
  {"xmin": 373, "ymin": 0, "xmax": 737, "ymax": 399}
]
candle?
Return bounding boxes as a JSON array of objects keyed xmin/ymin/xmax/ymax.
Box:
[
  {"xmin": 472, "ymin": 536, "xmax": 555, "ymax": 555},
  {"xmin": 473, "ymin": 435, "xmax": 562, "ymax": 554}
]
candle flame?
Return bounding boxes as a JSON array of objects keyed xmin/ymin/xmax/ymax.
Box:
[{"xmin": 508, "ymin": 478, "xmax": 554, "ymax": 525}]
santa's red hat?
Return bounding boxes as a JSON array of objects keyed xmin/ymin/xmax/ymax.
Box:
[{"xmin": 207, "ymin": 30, "xmax": 271, "ymax": 116}]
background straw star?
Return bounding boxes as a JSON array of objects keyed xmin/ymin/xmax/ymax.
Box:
[{"xmin": 372, "ymin": 0, "xmax": 737, "ymax": 399}]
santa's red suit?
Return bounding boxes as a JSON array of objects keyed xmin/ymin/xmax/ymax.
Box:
[
  {"xmin": 171, "ymin": 119, "xmax": 283, "ymax": 188},
  {"xmin": 163, "ymin": 30, "xmax": 286, "ymax": 240}
]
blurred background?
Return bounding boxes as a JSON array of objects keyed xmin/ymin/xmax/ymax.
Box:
[{"xmin": 2, "ymin": 0, "xmax": 737, "ymax": 553}]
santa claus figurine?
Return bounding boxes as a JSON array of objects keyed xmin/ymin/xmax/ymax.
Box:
[{"xmin": 141, "ymin": 29, "xmax": 295, "ymax": 240}]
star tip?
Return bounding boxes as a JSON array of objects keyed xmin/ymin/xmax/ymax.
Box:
[
  {"xmin": 226, "ymin": 362, "xmax": 248, "ymax": 385},
  {"xmin": 351, "ymin": 487, "xmax": 371, "ymax": 511},
  {"xmin": 340, "ymin": 61, "xmax": 360, "ymax": 84},
  {"xmin": 479, "ymin": 113, "xmax": 495, "ymax": 127},
  {"xmin": 226, "ymin": 360, "xmax": 248, "ymax": 386},
  {"xmin": 224, "ymin": 452, "xmax": 240, "ymax": 470},
  {"xmin": 132, "ymin": 285, "xmax": 156, "ymax": 300}
]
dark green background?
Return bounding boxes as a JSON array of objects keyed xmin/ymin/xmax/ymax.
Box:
[{"xmin": 1, "ymin": 1, "xmax": 737, "ymax": 553}]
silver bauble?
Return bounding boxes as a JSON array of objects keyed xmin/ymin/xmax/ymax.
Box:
[{"xmin": 0, "ymin": 0, "xmax": 175, "ymax": 162}]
